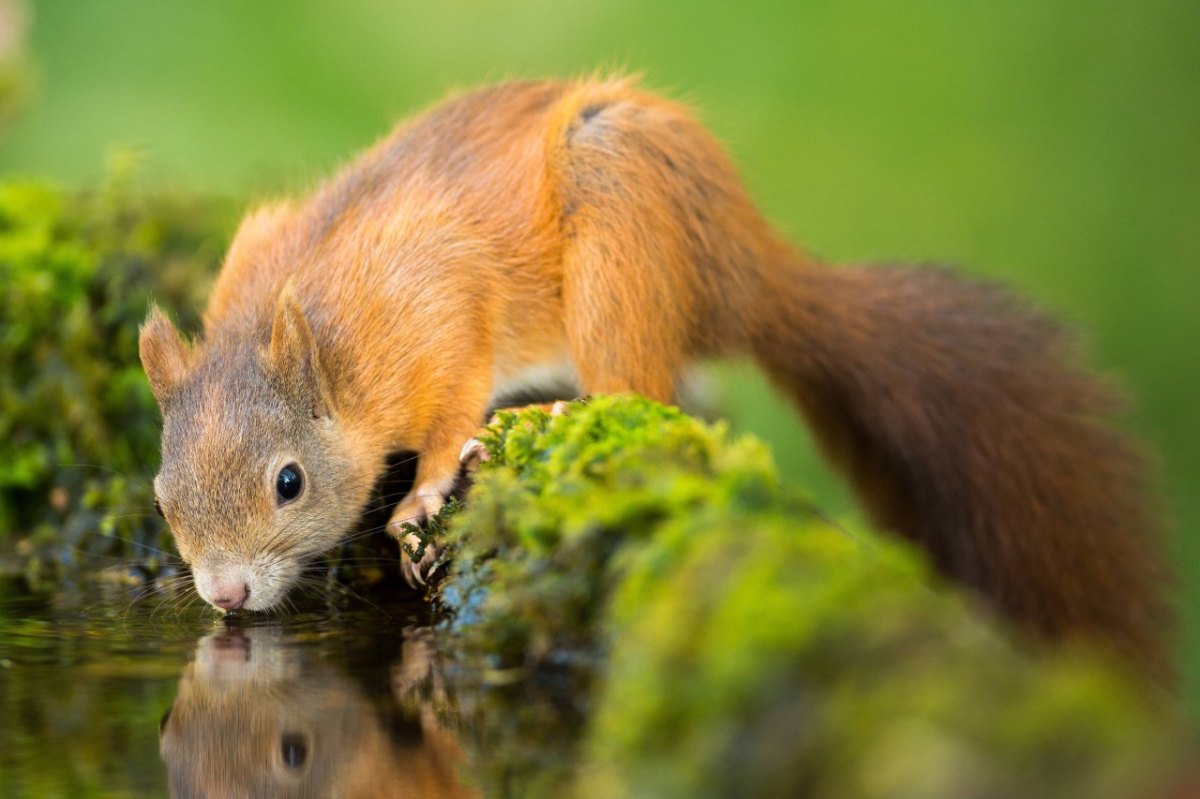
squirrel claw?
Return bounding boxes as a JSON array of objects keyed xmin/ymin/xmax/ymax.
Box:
[
  {"xmin": 404, "ymin": 553, "xmax": 428, "ymax": 588},
  {"xmin": 392, "ymin": 489, "xmax": 445, "ymax": 591},
  {"xmin": 400, "ymin": 530, "xmax": 439, "ymax": 589},
  {"xmin": 459, "ymin": 437, "xmax": 490, "ymax": 471}
]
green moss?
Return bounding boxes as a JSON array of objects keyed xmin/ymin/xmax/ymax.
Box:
[
  {"xmin": 587, "ymin": 513, "xmax": 1173, "ymax": 799},
  {"xmin": 434, "ymin": 395, "xmax": 1180, "ymax": 798},
  {"xmin": 0, "ymin": 177, "xmax": 229, "ymax": 585},
  {"xmin": 435, "ymin": 398, "xmax": 802, "ymax": 663}
]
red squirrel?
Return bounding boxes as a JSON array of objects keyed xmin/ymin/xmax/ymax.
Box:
[{"xmin": 139, "ymin": 77, "xmax": 1172, "ymax": 681}]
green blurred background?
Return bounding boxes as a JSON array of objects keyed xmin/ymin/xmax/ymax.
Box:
[{"xmin": 2, "ymin": 1, "xmax": 1197, "ymax": 712}]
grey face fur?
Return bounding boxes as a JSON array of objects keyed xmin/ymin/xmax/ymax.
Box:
[{"xmin": 141, "ymin": 297, "xmax": 366, "ymax": 613}]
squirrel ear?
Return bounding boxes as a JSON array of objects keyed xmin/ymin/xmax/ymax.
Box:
[
  {"xmin": 268, "ymin": 284, "xmax": 333, "ymax": 419},
  {"xmin": 139, "ymin": 304, "xmax": 191, "ymax": 406}
]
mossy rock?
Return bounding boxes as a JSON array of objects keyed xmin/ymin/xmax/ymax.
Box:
[{"xmin": 434, "ymin": 395, "xmax": 1181, "ymax": 798}]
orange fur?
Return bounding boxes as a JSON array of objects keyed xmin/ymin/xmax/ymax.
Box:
[{"xmin": 141, "ymin": 77, "xmax": 1171, "ymax": 680}]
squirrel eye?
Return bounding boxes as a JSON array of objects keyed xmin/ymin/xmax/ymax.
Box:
[
  {"xmin": 154, "ymin": 499, "xmax": 165, "ymax": 518},
  {"xmin": 276, "ymin": 464, "xmax": 303, "ymax": 505},
  {"xmin": 280, "ymin": 732, "xmax": 308, "ymax": 769}
]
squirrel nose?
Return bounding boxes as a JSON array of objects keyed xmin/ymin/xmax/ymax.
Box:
[
  {"xmin": 210, "ymin": 582, "xmax": 249, "ymax": 611},
  {"xmin": 194, "ymin": 566, "xmax": 254, "ymax": 612}
]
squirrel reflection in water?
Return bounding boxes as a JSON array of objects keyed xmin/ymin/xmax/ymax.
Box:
[{"xmin": 159, "ymin": 625, "xmax": 475, "ymax": 799}]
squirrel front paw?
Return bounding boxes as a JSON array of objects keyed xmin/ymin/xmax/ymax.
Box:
[
  {"xmin": 398, "ymin": 530, "xmax": 440, "ymax": 589},
  {"xmin": 390, "ymin": 402, "xmax": 573, "ymax": 589},
  {"xmin": 389, "ymin": 490, "xmax": 446, "ymax": 588}
]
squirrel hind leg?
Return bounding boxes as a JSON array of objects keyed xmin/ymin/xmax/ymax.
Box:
[
  {"xmin": 560, "ymin": 240, "xmax": 687, "ymax": 402},
  {"xmin": 551, "ymin": 91, "xmax": 729, "ymax": 401}
]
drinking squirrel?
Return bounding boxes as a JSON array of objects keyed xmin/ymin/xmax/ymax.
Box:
[{"xmin": 140, "ymin": 77, "xmax": 1171, "ymax": 681}]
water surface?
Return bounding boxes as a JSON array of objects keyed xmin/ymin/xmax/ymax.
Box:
[{"xmin": 0, "ymin": 585, "xmax": 486, "ymax": 798}]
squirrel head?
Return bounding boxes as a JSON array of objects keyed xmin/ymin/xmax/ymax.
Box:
[{"xmin": 140, "ymin": 287, "xmax": 369, "ymax": 612}]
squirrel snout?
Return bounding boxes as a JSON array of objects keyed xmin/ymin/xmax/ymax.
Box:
[
  {"xmin": 195, "ymin": 568, "xmax": 252, "ymax": 612},
  {"xmin": 211, "ymin": 582, "xmax": 249, "ymax": 612}
]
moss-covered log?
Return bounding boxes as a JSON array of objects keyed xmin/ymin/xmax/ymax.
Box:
[{"xmin": 433, "ymin": 396, "xmax": 1183, "ymax": 799}]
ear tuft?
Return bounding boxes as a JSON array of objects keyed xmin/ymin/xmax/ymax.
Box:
[
  {"xmin": 139, "ymin": 304, "xmax": 191, "ymax": 406},
  {"xmin": 268, "ymin": 283, "xmax": 332, "ymax": 419}
]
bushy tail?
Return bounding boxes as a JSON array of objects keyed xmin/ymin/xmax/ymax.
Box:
[{"xmin": 752, "ymin": 259, "xmax": 1173, "ymax": 682}]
